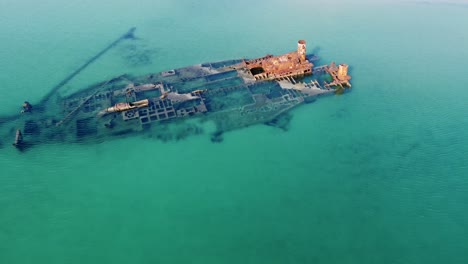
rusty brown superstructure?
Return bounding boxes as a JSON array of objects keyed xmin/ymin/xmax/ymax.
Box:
[
  {"xmin": 325, "ymin": 62, "xmax": 352, "ymax": 88},
  {"xmin": 242, "ymin": 40, "xmax": 314, "ymax": 80}
]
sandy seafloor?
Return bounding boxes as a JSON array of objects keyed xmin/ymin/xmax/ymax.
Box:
[{"xmin": 1, "ymin": 0, "xmax": 468, "ymax": 263}]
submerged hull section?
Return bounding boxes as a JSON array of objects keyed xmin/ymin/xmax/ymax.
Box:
[{"xmin": 1, "ymin": 40, "xmax": 351, "ymax": 149}]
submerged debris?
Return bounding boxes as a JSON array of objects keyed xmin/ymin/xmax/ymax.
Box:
[
  {"xmin": 21, "ymin": 101, "xmax": 32, "ymax": 113},
  {"xmin": 265, "ymin": 112, "xmax": 293, "ymax": 131},
  {"xmin": 211, "ymin": 131, "xmax": 224, "ymax": 143}
]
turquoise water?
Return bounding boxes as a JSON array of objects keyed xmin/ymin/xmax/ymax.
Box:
[{"xmin": 1, "ymin": 0, "xmax": 468, "ymax": 263}]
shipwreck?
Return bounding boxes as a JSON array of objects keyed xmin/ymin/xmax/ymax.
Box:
[{"xmin": 0, "ymin": 28, "xmax": 351, "ymax": 150}]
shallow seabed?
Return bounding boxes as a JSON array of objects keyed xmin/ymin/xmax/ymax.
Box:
[{"xmin": 1, "ymin": 0, "xmax": 468, "ymax": 263}]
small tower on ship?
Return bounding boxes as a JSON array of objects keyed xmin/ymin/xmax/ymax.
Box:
[{"xmin": 297, "ymin": 40, "xmax": 307, "ymax": 62}]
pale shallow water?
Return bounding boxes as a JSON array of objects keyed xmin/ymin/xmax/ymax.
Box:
[{"xmin": 1, "ymin": 0, "xmax": 468, "ymax": 263}]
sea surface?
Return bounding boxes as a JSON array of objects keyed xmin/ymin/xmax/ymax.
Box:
[{"xmin": 1, "ymin": 0, "xmax": 468, "ymax": 263}]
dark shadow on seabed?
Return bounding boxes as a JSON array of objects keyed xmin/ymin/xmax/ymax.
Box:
[{"xmin": 0, "ymin": 27, "xmax": 137, "ymax": 127}]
